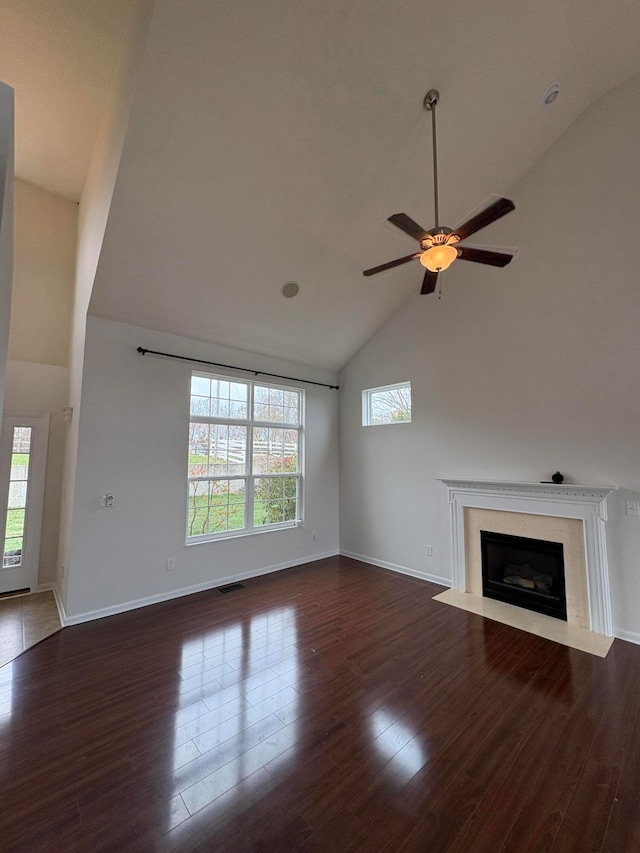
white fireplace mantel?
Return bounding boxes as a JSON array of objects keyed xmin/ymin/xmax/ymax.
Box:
[{"xmin": 439, "ymin": 479, "xmax": 617, "ymax": 636}]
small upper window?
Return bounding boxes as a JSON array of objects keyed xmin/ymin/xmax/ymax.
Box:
[{"xmin": 362, "ymin": 382, "xmax": 411, "ymax": 426}]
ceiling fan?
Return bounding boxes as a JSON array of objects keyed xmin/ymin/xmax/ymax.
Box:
[{"xmin": 363, "ymin": 89, "xmax": 516, "ymax": 294}]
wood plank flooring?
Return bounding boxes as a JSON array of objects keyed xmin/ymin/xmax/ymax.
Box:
[
  {"xmin": 1, "ymin": 555, "xmax": 640, "ymax": 851},
  {"xmin": 0, "ymin": 590, "xmax": 62, "ymax": 666}
]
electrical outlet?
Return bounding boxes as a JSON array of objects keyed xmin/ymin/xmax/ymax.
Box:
[
  {"xmin": 426, "ymin": 545, "xmax": 433, "ymax": 557},
  {"xmin": 626, "ymin": 500, "xmax": 640, "ymax": 516},
  {"xmin": 166, "ymin": 557, "xmax": 176, "ymax": 571}
]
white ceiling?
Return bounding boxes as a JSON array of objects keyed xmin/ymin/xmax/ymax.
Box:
[
  {"xmin": 5, "ymin": 1, "xmax": 640, "ymax": 369},
  {"xmin": 0, "ymin": 0, "xmax": 139, "ymax": 200}
]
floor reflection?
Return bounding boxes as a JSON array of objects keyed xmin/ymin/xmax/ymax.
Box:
[
  {"xmin": 371, "ymin": 708, "xmax": 427, "ymax": 783},
  {"xmin": 481, "ymin": 619, "xmax": 575, "ymax": 699},
  {"xmin": 0, "ymin": 661, "xmax": 14, "ymax": 722},
  {"xmin": 170, "ymin": 605, "xmax": 300, "ymax": 828},
  {"xmin": 0, "ymin": 591, "xmax": 61, "ymax": 667}
]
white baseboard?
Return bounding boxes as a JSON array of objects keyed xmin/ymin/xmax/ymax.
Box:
[
  {"xmin": 62, "ymin": 550, "xmax": 339, "ymax": 626},
  {"xmin": 37, "ymin": 561, "xmax": 640, "ymax": 649},
  {"xmin": 613, "ymin": 627, "xmax": 640, "ymax": 646},
  {"xmin": 340, "ymin": 550, "xmax": 451, "ymax": 588},
  {"xmin": 36, "ymin": 582, "xmax": 67, "ymax": 626}
]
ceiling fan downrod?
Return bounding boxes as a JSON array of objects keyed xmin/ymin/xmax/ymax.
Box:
[
  {"xmin": 361, "ymin": 87, "xmax": 516, "ymax": 290},
  {"xmin": 424, "ymin": 88, "xmax": 440, "ymax": 228}
]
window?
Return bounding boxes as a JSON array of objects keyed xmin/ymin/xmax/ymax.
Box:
[
  {"xmin": 362, "ymin": 381, "xmax": 411, "ymax": 426},
  {"xmin": 3, "ymin": 427, "xmax": 32, "ymax": 568},
  {"xmin": 187, "ymin": 373, "xmax": 303, "ymax": 541}
]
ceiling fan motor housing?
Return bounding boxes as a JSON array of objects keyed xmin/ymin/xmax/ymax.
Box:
[{"xmin": 421, "ymin": 227, "xmax": 460, "ymax": 250}]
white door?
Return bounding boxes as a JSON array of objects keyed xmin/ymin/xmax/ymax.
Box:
[{"xmin": 0, "ymin": 414, "xmax": 49, "ymax": 594}]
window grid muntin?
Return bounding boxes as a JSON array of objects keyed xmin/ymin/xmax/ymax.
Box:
[
  {"xmin": 187, "ymin": 477, "xmax": 247, "ymax": 537},
  {"xmin": 188, "ymin": 374, "xmax": 302, "ymax": 542},
  {"xmin": 253, "ymin": 475, "xmax": 298, "ymax": 528}
]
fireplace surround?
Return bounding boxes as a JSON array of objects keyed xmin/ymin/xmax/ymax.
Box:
[{"xmin": 439, "ymin": 479, "xmax": 616, "ymax": 637}]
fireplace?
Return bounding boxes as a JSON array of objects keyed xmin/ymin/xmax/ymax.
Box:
[
  {"xmin": 481, "ymin": 530, "xmax": 567, "ymax": 621},
  {"xmin": 440, "ymin": 479, "xmax": 616, "ymax": 637}
]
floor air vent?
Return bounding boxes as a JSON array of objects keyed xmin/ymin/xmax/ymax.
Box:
[{"xmin": 217, "ymin": 582, "xmax": 246, "ymax": 594}]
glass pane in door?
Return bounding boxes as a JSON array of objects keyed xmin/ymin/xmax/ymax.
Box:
[{"xmin": 3, "ymin": 427, "xmax": 32, "ymax": 569}]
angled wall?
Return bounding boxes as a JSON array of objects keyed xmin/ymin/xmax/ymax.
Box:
[
  {"xmin": 9, "ymin": 179, "xmax": 76, "ymax": 367},
  {"xmin": 57, "ymin": 1, "xmax": 154, "ymax": 607},
  {"xmin": 0, "ymin": 82, "xmax": 14, "ymax": 413},
  {"xmin": 339, "ymin": 72, "xmax": 640, "ymax": 641}
]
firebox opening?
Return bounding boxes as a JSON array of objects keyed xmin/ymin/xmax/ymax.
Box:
[{"xmin": 480, "ymin": 530, "xmax": 567, "ymax": 621}]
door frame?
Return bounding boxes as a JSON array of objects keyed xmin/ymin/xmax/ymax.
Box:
[{"xmin": 0, "ymin": 412, "xmax": 50, "ymax": 593}]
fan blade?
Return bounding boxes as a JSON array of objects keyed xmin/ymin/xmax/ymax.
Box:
[
  {"xmin": 363, "ymin": 253, "xmax": 419, "ymax": 277},
  {"xmin": 421, "ymin": 269, "xmax": 439, "ymax": 294},
  {"xmin": 388, "ymin": 213, "xmax": 429, "ymax": 243},
  {"xmin": 452, "ymin": 197, "xmax": 515, "ymax": 242},
  {"xmin": 457, "ymin": 246, "xmax": 514, "ymax": 267}
]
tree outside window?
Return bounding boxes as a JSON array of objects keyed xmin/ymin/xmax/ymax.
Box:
[{"xmin": 363, "ymin": 382, "xmax": 411, "ymax": 426}]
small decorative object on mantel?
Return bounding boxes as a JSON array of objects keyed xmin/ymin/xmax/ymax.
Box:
[{"xmin": 541, "ymin": 471, "xmax": 565, "ymax": 484}]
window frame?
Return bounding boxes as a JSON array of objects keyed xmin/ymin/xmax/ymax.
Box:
[
  {"xmin": 362, "ymin": 381, "xmax": 412, "ymax": 427},
  {"xmin": 187, "ymin": 372, "xmax": 304, "ymax": 544}
]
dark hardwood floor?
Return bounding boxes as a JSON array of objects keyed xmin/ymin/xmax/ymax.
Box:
[{"xmin": 1, "ymin": 555, "xmax": 640, "ymax": 852}]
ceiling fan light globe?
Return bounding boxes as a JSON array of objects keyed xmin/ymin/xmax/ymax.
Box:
[{"xmin": 420, "ymin": 244, "xmax": 457, "ymax": 272}]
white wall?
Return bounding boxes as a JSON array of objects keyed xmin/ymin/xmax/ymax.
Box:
[
  {"xmin": 0, "ymin": 82, "xmax": 14, "ymax": 414},
  {"xmin": 9, "ymin": 180, "xmax": 76, "ymax": 366},
  {"xmin": 339, "ymin": 72, "xmax": 640, "ymax": 641},
  {"xmin": 1, "ymin": 176, "xmax": 76, "ymax": 595},
  {"xmin": 3, "ymin": 361, "xmax": 68, "ymax": 586},
  {"xmin": 58, "ymin": 0, "xmax": 154, "ymax": 607},
  {"xmin": 63, "ymin": 317, "xmax": 339, "ymax": 621}
]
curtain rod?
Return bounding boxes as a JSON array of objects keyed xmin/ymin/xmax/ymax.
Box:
[{"xmin": 136, "ymin": 347, "xmax": 340, "ymax": 390}]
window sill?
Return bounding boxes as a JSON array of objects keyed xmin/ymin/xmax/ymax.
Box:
[
  {"xmin": 186, "ymin": 520, "xmax": 301, "ymax": 546},
  {"xmin": 362, "ymin": 420, "xmax": 412, "ymax": 427}
]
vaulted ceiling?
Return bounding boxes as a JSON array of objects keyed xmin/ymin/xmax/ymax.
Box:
[
  {"xmin": 0, "ymin": 0, "xmax": 139, "ymax": 201},
  {"xmin": 4, "ymin": 1, "xmax": 640, "ymax": 369}
]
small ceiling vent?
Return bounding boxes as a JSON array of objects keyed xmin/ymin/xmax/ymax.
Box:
[
  {"xmin": 542, "ymin": 83, "xmax": 560, "ymax": 105},
  {"xmin": 281, "ymin": 281, "xmax": 300, "ymax": 298}
]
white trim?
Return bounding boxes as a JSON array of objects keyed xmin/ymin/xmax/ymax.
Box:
[
  {"xmin": 62, "ymin": 550, "xmax": 338, "ymax": 626},
  {"xmin": 613, "ymin": 628, "xmax": 640, "ymax": 646},
  {"xmin": 188, "ymin": 372, "xmax": 304, "ymax": 543},
  {"xmin": 362, "ymin": 381, "xmax": 412, "ymax": 426},
  {"xmin": 187, "ymin": 519, "xmax": 299, "ymax": 546},
  {"xmin": 440, "ymin": 479, "xmax": 616, "ymax": 501},
  {"xmin": 340, "ymin": 549, "xmax": 451, "ymax": 587},
  {"xmin": 33, "ymin": 558, "xmax": 640, "ymax": 648},
  {"xmin": 36, "ymin": 582, "xmax": 66, "ymax": 626},
  {"xmin": 0, "ymin": 413, "xmax": 50, "ymax": 593},
  {"xmin": 439, "ymin": 478, "xmax": 617, "ymax": 637}
]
